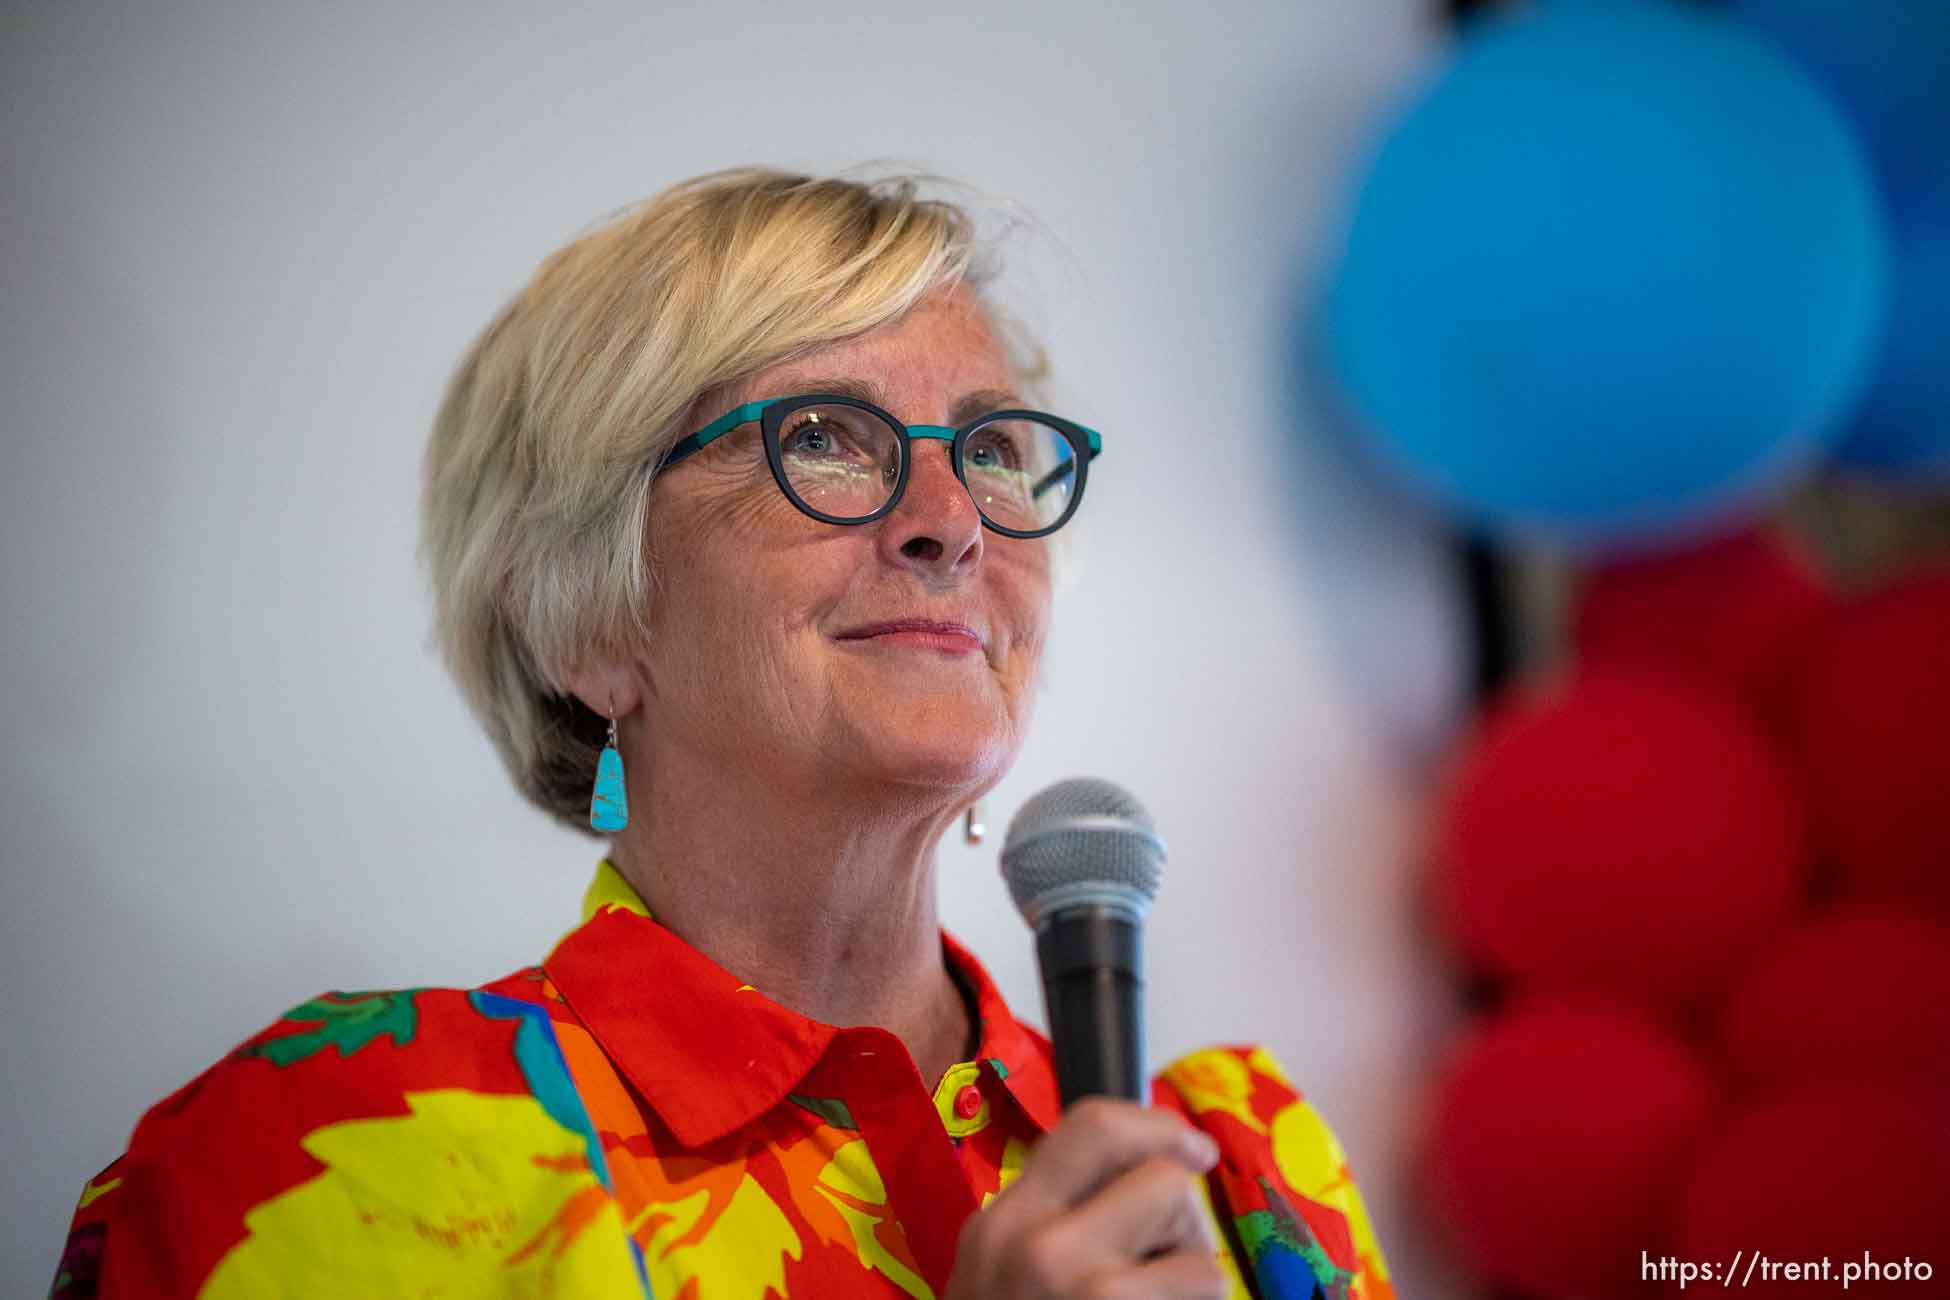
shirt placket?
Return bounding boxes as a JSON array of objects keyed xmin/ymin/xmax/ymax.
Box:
[{"xmin": 799, "ymin": 1025, "xmax": 981, "ymax": 1295}]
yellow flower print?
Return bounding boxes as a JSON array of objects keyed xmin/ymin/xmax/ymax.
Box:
[
  {"xmin": 635, "ymin": 1173, "xmax": 802, "ymax": 1300},
  {"xmin": 1163, "ymin": 1050, "xmax": 1267, "ymax": 1134},
  {"xmin": 200, "ymin": 1088, "xmax": 638, "ymax": 1297},
  {"xmin": 1269, "ymin": 1099, "xmax": 1392, "ymax": 1299},
  {"xmin": 987, "ymin": 1136, "xmax": 1029, "ymax": 1206},
  {"xmin": 813, "ymin": 1138, "xmax": 933, "ymax": 1299}
]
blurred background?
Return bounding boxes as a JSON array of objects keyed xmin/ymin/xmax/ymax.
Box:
[{"xmin": 4, "ymin": 1, "xmax": 1945, "ymax": 1297}]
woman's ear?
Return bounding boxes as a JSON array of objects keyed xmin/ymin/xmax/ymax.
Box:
[{"xmin": 561, "ymin": 660, "xmax": 643, "ymax": 724}]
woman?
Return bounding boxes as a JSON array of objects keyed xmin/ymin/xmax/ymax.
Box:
[{"xmin": 52, "ymin": 169, "xmax": 1391, "ymax": 1299}]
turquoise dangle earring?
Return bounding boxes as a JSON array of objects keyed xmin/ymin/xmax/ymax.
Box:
[{"xmin": 589, "ymin": 696, "xmax": 629, "ymax": 833}]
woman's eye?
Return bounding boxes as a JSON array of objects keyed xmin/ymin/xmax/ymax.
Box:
[
  {"xmin": 783, "ymin": 407, "xmax": 890, "ymax": 459},
  {"xmin": 783, "ymin": 416, "xmax": 873, "ymax": 459},
  {"xmin": 786, "ymin": 424, "xmax": 834, "ymax": 454},
  {"xmin": 967, "ymin": 432, "xmax": 1023, "ymax": 470}
]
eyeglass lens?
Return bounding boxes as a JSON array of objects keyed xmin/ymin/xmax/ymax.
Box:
[{"xmin": 778, "ymin": 403, "xmax": 1079, "ymax": 533}]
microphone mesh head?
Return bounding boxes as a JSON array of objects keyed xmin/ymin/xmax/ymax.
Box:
[{"xmin": 999, "ymin": 777, "xmax": 1165, "ymax": 926}]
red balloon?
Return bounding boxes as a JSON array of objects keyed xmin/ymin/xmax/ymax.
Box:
[
  {"xmin": 1437, "ymin": 672, "xmax": 1807, "ymax": 1004},
  {"xmin": 1676, "ymin": 1081, "xmax": 1950, "ymax": 1299},
  {"xmin": 1721, "ymin": 905, "xmax": 1950, "ymax": 1094},
  {"xmin": 1573, "ymin": 526, "xmax": 1832, "ymax": 724},
  {"xmin": 1425, "ymin": 1000, "xmax": 1715, "ymax": 1298},
  {"xmin": 1784, "ymin": 568, "xmax": 1950, "ymax": 916}
]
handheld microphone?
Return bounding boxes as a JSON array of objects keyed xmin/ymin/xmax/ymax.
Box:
[{"xmin": 1000, "ymin": 778, "xmax": 1166, "ymax": 1106}]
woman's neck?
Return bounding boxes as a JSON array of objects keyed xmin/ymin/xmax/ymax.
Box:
[{"xmin": 605, "ymin": 748, "xmax": 978, "ymax": 1089}]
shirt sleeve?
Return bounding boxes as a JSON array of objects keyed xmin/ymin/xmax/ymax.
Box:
[
  {"xmin": 50, "ymin": 1155, "xmax": 125, "ymax": 1298},
  {"xmin": 47, "ymin": 988, "xmax": 647, "ymax": 1299},
  {"xmin": 1153, "ymin": 1044, "xmax": 1393, "ymax": 1300}
]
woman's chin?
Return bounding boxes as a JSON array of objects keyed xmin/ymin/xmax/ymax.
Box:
[{"xmin": 854, "ymin": 714, "xmax": 1017, "ymax": 793}]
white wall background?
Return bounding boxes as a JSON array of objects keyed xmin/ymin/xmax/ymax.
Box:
[{"xmin": 2, "ymin": 1, "xmax": 1467, "ymax": 1293}]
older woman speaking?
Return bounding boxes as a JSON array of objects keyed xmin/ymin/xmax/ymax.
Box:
[{"xmin": 52, "ymin": 170, "xmax": 1390, "ymax": 1300}]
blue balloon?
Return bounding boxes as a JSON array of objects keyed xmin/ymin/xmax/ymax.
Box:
[
  {"xmin": 1836, "ymin": 179, "xmax": 1950, "ymax": 478},
  {"xmin": 1326, "ymin": 0, "xmax": 1889, "ymax": 547},
  {"xmin": 1732, "ymin": 0, "xmax": 1950, "ymax": 212}
]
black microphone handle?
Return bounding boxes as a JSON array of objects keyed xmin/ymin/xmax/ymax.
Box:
[{"xmin": 1036, "ymin": 907, "xmax": 1145, "ymax": 1106}]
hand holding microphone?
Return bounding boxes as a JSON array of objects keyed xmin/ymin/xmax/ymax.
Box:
[
  {"xmin": 943, "ymin": 1100, "xmax": 1226, "ymax": 1300},
  {"xmin": 944, "ymin": 779, "xmax": 1229, "ymax": 1300}
]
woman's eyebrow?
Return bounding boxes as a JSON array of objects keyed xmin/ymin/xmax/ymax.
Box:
[
  {"xmin": 786, "ymin": 376, "xmax": 883, "ymax": 405},
  {"xmin": 777, "ymin": 378, "xmax": 1023, "ymax": 425},
  {"xmin": 950, "ymin": 389, "xmax": 1022, "ymax": 424}
]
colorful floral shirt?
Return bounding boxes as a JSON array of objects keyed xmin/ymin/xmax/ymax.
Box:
[{"xmin": 53, "ymin": 860, "xmax": 1391, "ymax": 1299}]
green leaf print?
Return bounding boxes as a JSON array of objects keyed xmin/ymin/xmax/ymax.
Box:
[
  {"xmin": 245, "ymin": 990, "xmax": 420, "ymax": 1067},
  {"xmin": 1238, "ymin": 1176, "xmax": 1355, "ymax": 1298},
  {"xmin": 787, "ymin": 1093, "xmax": 859, "ymax": 1131}
]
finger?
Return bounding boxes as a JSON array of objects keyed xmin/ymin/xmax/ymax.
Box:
[
  {"xmin": 1059, "ymin": 1156, "xmax": 1219, "ymax": 1266},
  {"xmin": 1004, "ymin": 1099, "xmax": 1219, "ymax": 1213},
  {"xmin": 1075, "ymin": 1250, "xmax": 1234, "ymax": 1300}
]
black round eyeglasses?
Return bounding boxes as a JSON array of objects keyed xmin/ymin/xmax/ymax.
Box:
[{"xmin": 655, "ymin": 392, "xmax": 1104, "ymax": 539}]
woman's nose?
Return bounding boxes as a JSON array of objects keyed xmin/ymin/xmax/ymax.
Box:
[{"xmin": 879, "ymin": 439, "xmax": 983, "ymax": 577}]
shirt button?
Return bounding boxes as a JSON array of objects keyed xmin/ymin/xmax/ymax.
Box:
[{"xmin": 954, "ymin": 1084, "xmax": 983, "ymax": 1119}]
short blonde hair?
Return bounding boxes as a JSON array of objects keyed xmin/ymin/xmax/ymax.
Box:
[{"xmin": 421, "ymin": 167, "xmax": 1042, "ymax": 834}]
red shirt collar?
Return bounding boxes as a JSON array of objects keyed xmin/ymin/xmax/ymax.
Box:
[{"xmin": 543, "ymin": 860, "xmax": 1059, "ymax": 1147}]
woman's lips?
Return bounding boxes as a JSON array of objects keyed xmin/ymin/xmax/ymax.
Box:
[{"xmin": 836, "ymin": 620, "xmax": 983, "ymax": 655}]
